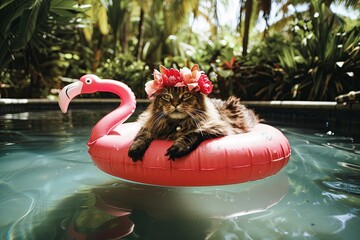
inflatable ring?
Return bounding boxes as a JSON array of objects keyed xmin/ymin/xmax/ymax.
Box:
[{"xmin": 59, "ymin": 74, "xmax": 291, "ymax": 186}]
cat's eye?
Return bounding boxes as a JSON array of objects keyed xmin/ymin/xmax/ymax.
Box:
[
  {"xmin": 182, "ymin": 93, "xmax": 192, "ymax": 100},
  {"xmin": 162, "ymin": 94, "xmax": 171, "ymax": 101}
]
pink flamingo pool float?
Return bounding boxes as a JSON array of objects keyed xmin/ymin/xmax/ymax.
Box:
[{"xmin": 58, "ymin": 74, "xmax": 290, "ymax": 186}]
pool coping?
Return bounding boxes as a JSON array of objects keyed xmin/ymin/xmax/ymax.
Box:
[
  {"xmin": 0, "ymin": 98, "xmax": 360, "ymax": 114},
  {"xmin": 1, "ymin": 98, "xmax": 359, "ymax": 111},
  {"xmin": 1, "ymin": 98, "xmax": 359, "ymax": 137}
]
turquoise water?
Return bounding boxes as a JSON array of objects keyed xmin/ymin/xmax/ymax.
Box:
[{"xmin": 0, "ymin": 109, "xmax": 359, "ymax": 239}]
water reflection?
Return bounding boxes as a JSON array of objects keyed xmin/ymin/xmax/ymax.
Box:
[
  {"xmin": 62, "ymin": 173, "xmax": 288, "ymax": 239},
  {"xmin": 0, "ymin": 110, "xmax": 103, "ymax": 158},
  {"xmin": 63, "ymin": 209, "xmax": 134, "ymax": 239},
  {"xmin": 2, "ymin": 109, "xmax": 360, "ymax": 239}
]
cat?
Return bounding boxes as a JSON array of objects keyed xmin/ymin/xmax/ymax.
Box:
[{"xmin": 128, "ymin": 86, "xmax": 259, "ymax": 161}]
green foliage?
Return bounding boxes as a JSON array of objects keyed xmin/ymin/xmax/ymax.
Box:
[
  {"xmin": 0, "ymin": 47, "xmax": 71, "ymax": 98},
  {"xmin": 0, "ymin": 0, "xmax": 87, "ymax": 97},
  {"xmin": 248, "ymin": 33, "xmax": 289, "ymax": 65},
  {"xmin": 100, "ymin": 0, "xmax": 131, "ymax": 53},
  {"xmin": 0, "ymin": 0, "xmax": 85, "ymax": 70},
  {"xmin": 191, "ymin": 38, "xmax": 238, "ymax": 98},
  {"xmin": 96, "ymin": 54, "xmax": 151, "ymax": 99},
  {"xmin": 0, "ymin": 0, "xmax": 359, "ymax": 100},
  {"xmin": 230, "ymin": 0, "xmax": 360, "ymax": 101},
  {"xmin": 277, "ymin": 0, "xmax": 360, "ymax": 100},
  {"xmin": 223, "ymin": 33, "xmax": 293, "ymax": 100},
  {"xmin": 203, "ymin": 33, "xmax": 290, "ymax": 100}
]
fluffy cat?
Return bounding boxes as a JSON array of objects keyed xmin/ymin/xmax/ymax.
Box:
[{"xmin": 128, "ymin": 86, "xmax": 259, "ymax": 161}]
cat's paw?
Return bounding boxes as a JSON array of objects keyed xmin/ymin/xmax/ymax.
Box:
[
  {"xmin": 165, "ymin": 144, "xmax": 192, "ymax": 160},
  {"xmin": 128, "ymin": 143, "xmax": 148, "ymax": 162}
]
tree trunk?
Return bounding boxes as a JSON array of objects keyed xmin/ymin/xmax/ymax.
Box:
[
  {"xmin": 92, "ymin": 34, "xmax": 103, "ymax": 71},
  {"xmin": 120, "ymin": 14, "xmax": 130, "ymax": 54},
  {"xmin": 136, "ymin": 8, "xmax": 145, "ymax": 60},
  {"xmin": 260, "ymin": 0, "xmax": 271, "ymax": 39},
  {"xmin": 237, "ymin": 0, "xmax": 244, "ymax": 33},
  {"xmin": 242, "ymin": 0, "xmax": 253, "ymax": 56}
]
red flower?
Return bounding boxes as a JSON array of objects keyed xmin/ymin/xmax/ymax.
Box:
[
  {"xmin": 162, "ymin": 68, "xmax": 183, "ymax": 87},
  {"xmin": 197, "ymin": 74, "xmax": 213, "ymax": 95}
]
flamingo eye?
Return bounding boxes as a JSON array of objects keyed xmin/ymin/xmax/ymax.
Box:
[{"xmin": 85, "ymin": 78, "xmax": 92, "ymax": 84}]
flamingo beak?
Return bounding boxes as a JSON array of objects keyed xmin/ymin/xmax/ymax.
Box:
[{"xmin": 58, "ymin": 81, "xmax": 83, "ymax": 113}]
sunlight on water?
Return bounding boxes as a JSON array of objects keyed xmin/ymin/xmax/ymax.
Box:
[{"xmin": 0, "ymin": 110, "xmax": 359, "ymax": 239}]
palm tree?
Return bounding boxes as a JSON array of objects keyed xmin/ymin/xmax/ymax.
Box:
[
  {"xmin": 100, "ymin": 0, "xmax": 132, "ymax": 55},
  {"xmin": 135, "ymin": 4, "xmax": 145, "ymax": 60},
  {"xmin": 241, "ymin": 0, "xmax": 253, "ymax": 56},
  {"xmin": 140, "ymin": 0, "xmax": 202, "ymax": 63},
  {"xmin": 239, "ymin": 0, "xmax": 274, "ymax": 56},
  {"xmin": 239, "ymin": 0, "xmax": 359, "ymax": 56}
]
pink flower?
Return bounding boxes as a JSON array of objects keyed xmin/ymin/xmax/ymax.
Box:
[
  {"xmin": 181, "ymin": 65, "xmax": 202, "ymax": 84},
  {"xmin": 145, "ymin": 69, "xmax": 164, "ymax": 98},
  {"xmin": 162, "ymin": 68, "xmax": 183, "ymax": 87},
  {"xmin": 144, "ymin": 81, "xmax": 157, "ymax": 98},
  {"xmin": 180, "ymin": 64, "xmax": 203, "ymax": 91},
  {"xmin": 198, "ymin": 74, "xmax": 213, "ymax": 95}
]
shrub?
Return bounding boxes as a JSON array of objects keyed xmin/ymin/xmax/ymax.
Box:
[{"xmin": 277, "ymin": 1, "xmax": 360, "ymax": 100}]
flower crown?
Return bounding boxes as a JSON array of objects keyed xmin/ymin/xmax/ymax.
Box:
[{"xmin": 145, "ymin": 64, "xmax": 213, "ymax": 98}]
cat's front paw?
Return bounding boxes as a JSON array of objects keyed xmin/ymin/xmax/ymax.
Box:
[
  {"xmin": 128, "ymin": 142, "xmax": 148, "ymax": 162},
  {"xmin": 165, "ymin": 144, "xmax": 192, "ymax": 160}
]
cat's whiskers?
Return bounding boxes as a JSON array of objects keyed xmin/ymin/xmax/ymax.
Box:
[
  {"xmin": 193, "ymin": 109, "xmax": 208, "ymax": 117},
  {"xmin": 185, "ymin": 110, "xmax": 206, "ymax": 137},
  {"xmin": 185, "ymin": 111, "xmax": 203, "ymax": 125},
  {"xmin": 151, "ymin": 112, "xmax": 166, "ymax": 126},
  {"xmin": 190, "ymin": 110, "xmax": 208, "ymax": 123}
]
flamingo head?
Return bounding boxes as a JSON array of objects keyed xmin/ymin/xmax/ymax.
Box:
[{"xmin": 58, "ymin": 74, "xmax": 101, "ymax": 113}]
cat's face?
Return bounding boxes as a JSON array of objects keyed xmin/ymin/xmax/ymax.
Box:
[{"xmin": 153, "ymin": 87, "xmax": 205, "ymax": 119}]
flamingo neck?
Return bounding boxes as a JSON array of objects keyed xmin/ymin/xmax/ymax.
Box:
[{"xmin": 87, "ymin": 80, "xmax": 136, "ymax": 146}]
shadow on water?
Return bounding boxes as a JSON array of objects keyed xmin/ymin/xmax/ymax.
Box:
[{"xmin": 24, "ymin": 174, "xmax": 288, "ymax": 240}]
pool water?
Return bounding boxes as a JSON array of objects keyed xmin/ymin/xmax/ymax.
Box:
[{"xmin": 0, "ymin": 109, "xmax": 359, "ymax": 240}]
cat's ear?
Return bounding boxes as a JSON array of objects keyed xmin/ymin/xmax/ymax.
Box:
[
  {"xmin": 191, "ymin": 64, "xmax": 199, "ymax": 71},
  {"xmin": 159, "ymin": 65, "xmax": 167, "ymax": 74}
]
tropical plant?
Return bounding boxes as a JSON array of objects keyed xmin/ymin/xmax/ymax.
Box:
[
  {"xmin": 140, "ymin": 0, "xmax": 202, "ymax": 63},
  {"xmin": 214, "ymin": 0, "xmax": 360, "ymax": 101},
  {"xmin": 238, "ymin": 0, "xmax": 284, "ymax": 56},
  {"xmin": 229, "ymin": 33, "xmax": 293, "ymax": 100},
  {"xmin": 96, "ymin": 53, "xmax": 150, "ymax": 99},
  {"xmin": 189, "ymin": 37, "xmax": 238, "ymax": 98},
  {"xmin": 278, "ymin": 0, "xmax": 360, "ymax": 100},
  {"xmin": 0, "ymin": 0, "xmax": 87, "ymax": 97},
  {"xmin": 100, "ymin": 0, "xmax": 132, "ymax": 54},
  {"xmin": 248, "ymin": 33, "xmax": 289, "ymax": 65},
  {"xmin": 1, "ymin": 0, "xmax": 359, "ymax": 99}
]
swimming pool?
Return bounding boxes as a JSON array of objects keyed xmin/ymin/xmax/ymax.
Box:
[{"xmin": 1, "ymin": 109, "xmax": 359, "ymax": 239}]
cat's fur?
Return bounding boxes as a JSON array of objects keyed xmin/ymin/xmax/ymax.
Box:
[{"xmin": 128, "ymin": 87, "xmax": 259, "ymax": 161}]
